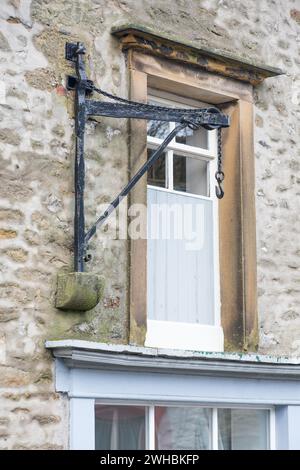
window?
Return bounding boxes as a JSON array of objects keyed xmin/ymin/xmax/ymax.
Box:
[
  {"xmin": 127, "ymin": 44, "xmax": 259, "ymax": 352},
  {"xmin": 145, "ymin": 93, "xmax": 222, "ymax": 351},
  {"xmin": 94, "ymin": 404, "xmax": 273, "ymax": 450}
]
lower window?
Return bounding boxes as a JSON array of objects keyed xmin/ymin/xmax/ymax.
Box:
[{"xmin": 95, "ymin": 404, "xmax": 271, "ymax": 450}]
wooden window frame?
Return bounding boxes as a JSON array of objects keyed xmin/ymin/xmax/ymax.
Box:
[{"xmin": 127, "ymin": 50, "xmax": 257, "ymax": 352}]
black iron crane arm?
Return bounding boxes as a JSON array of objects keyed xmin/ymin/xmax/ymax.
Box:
[{"xmin": 65, "ymin": 41, "xmax": 230, "ymax": 272}]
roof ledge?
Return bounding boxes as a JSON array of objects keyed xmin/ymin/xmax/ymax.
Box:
[
  {"xmin": 111, "ymin": 23, "xmax": 284, "ymax": 86},
  {"xmin": 46, "ymin": 340, "xmax": 300, "ymax": 380}
]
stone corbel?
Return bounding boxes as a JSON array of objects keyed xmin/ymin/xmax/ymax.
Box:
[{"xmin": 56, "ymin": 272, "xmax": 104, "ymax": 312}]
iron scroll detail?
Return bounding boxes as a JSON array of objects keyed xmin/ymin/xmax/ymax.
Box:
[{"xmin": 65, "ymin": 42, "xmax": 230, "ymax": 272}]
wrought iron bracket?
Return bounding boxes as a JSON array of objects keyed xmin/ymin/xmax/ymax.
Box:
[
  {"xmin": 65, "ymin": 42, "xmax": 81, "ymax": 62},
  {"xmin": 64, "ymin": 41, "xmax": 230, "ymax": 273},
  {"xmin": 66, "ymin": 75, "xmax": 94, "ymax": 95}
]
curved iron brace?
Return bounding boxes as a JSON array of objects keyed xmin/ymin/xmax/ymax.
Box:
[{"xmin": 85, "ymin": 122, "xmax": 187, "ymax": 248}]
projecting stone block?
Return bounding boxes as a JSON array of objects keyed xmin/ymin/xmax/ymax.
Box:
[{"xmin": 56, "ymin": 272, "xmax": 104, "ymax": 312}]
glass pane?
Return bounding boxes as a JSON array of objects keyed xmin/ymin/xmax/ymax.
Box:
[
  {"xmin": 173, "ymin": 154, "xmax": 208, "ymax": 196},
  {"xmin": 147, "ymin": 148, "xmax": 166, "ymax": 188},
  {"xmin": 95, "ymin": 405, "xmax": 145, "ymax": 450},
  {"xmin": 175, "ymin": 126, "xmax": 208, "ymax": 149},
  {"xmin": 147, "ymin": 120, "xmax": 170, "ymax": 139},
  {"xmin": 147, "ymin": 100, "xmax": 170, "ymax": 139},
  {"xmin": 218, "ymin": 409, "xmax": 269, "ymax": 450},
  {"xmin": 155, "ymin": 407, "xmax": 211, "ymax": 450}
]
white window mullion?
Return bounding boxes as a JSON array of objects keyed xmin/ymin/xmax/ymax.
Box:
[
  {"xmin": 146, "ymin": 406, "xmax": 155, "ymax": 450},
  {"xmin": 207, "ymin": 161, "xmax": 211, "ymax": 198},
  {"xmin": 269, "ymin": 408, "xmax": 276, "ymax": 450},
  {"xmin": 166, "ymin": 142, "xmax": 215, "ymax": 159},
  {"xmin": 212, "ymin": 408, "xmax": 219, "ymax": 450},
  {"xmin": 208, "ymin": 126, "xmax": 217, "ymax": 154},
  {"xmin": 147, "ymin": 135, "xmax": 163, "ymax": 147},
  {"xmin": 168, "ymin": 122, "xmax": 174, "ymax": 190},
  {"xmin": 167, "ymin": 150, "xmax": 173, "ymax": 190}
]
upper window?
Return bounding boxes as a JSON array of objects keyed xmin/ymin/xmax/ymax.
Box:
[
  {"xmin": 145, "ymin": 92, "xmax": 222, "ymax": 352},
  {"xmin": 147, "ymin": 95, "xmax": 214, "ymax": 198}
]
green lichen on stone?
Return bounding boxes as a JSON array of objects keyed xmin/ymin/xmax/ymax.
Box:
[
  {"xmin": 224, "ymin": 328, "xmax": 259, "ymax": 353},
  {"xmin": 244, "ymin": 328, "xmax": 259, "ymax": 353},
  {"xmin": 129, "ymin": 316, "xmax": 146, "ymax": 346},
  {"xmin": 56, "ymin": 272, "xmax": 104, "ymax": 312},
  {"xmin": 224, "ymin": 339, "xmax": 242, "ymax": 353}
]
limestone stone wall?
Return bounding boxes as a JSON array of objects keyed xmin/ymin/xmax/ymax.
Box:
[{"xmin": 0, "ymin": 0, "xmax": 299, "ymax": 449}]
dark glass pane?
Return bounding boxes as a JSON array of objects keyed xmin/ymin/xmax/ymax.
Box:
[
  {"xmin": 147, "ymin": 148, "xmax": 166, "ymax": 188},
  {"xmin": 147, "ymin": 120, "xmax": 170, "ymax": 139},
  {"xmin": 95, "ymin": 405, "xmax": 146, "ymax": 450},
  {"xmin": 218, "ymin": 409, "xmax": 269, "ymax": 450},
  {"xmin": 155, "ymin": 407, "xmax": 211, "ymax": 450},
  {"xmin": 173, "ymin": 154, "xmax": 208, "ymax": 196},
  {"xmin": 176, "ymin": 126, "xmax": 208, "ymax": 149}
]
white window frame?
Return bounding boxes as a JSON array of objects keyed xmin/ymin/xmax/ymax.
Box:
[
  {"xmin": 145, "ymin": 90, "xmax": 222, "ymax": 352},
  {"xmin": 94, "ymin": 400, "xmax": 276, "ymax": 450}
]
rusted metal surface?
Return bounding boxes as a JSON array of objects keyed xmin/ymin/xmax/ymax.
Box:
[
  {"xmin": 85, "ymin": 99, "xmax": 229, "ymax": 127},
  {"xmin": 69, "ymin": 42, "xmax": 88, "ymax": 273}
]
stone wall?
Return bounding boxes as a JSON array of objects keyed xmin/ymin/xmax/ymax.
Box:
[{"xmin": 0, "ymin": 0, "xmax": 299, "ymax": 449}]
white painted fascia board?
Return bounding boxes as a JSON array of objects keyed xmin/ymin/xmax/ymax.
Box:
[{"xmin": 45, "ymin": 340, "xmax": 300, "ymax": 380}]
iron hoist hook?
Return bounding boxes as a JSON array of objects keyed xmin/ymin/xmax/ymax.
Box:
[
  {"xmin": 215, "ymin": 171, "xmax": 225, "ymax": 199},
  {"xmin": 215, "ymin": 128, "xmax": 225, "ymax": 199}
]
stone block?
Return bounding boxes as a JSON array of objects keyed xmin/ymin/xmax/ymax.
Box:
[{"xmin": 56, "ymin": 272, "xmax": 104, "ymax": 312}]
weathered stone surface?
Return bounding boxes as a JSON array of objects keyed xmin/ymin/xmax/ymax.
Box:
[
  {"xmin": 0, "ymin": 229, "xmax": 17, "ymax": 239},
  {"xmin": 13, "ymin": 443, "xmax": 64, "ymax": 450},
  {"xmin": 56, "ymin": 272, "xmax": 105, "ymax": 311},
  {"xmin": 0, "ymin": 0, "xmax": 298, "ymax": 450},
  {"xmin": 0, "ymin": 129, "xmax": 21, "ymax": 146},
  {"xmin": 32, "ymin": 414, "xmax": 61, "ymax": 425},
  {"xmin": 290, "ymin": 9, "xmax": 300, "ymax": 24},
  {"xmin": 0, "ymin": 308, "xmax": 19, "ymax": 323},
  {"xmin": 25, "ymin": 67, "xmax": 59, "ymax": 91},
  {"xmin": 0, "ymin": 209, "xmax": 24, "ymax": 223},
  {"xmin": 0, "ymin": 31, "xmax": 10, "ymax": 50},
  {"xmin": 0, "ymin": 417, "xmax": 9, "ymax": 426},
  {"xmin": 0, "ymin": 367, "xmax": 30, "ymax": 387},
  {"xmin": 23, "ymin": 229, "xmax": 39, "ymax": 245},
  {"xmin": 3, "ymin": 248, "xmax": 28, "ymax": 263}
]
